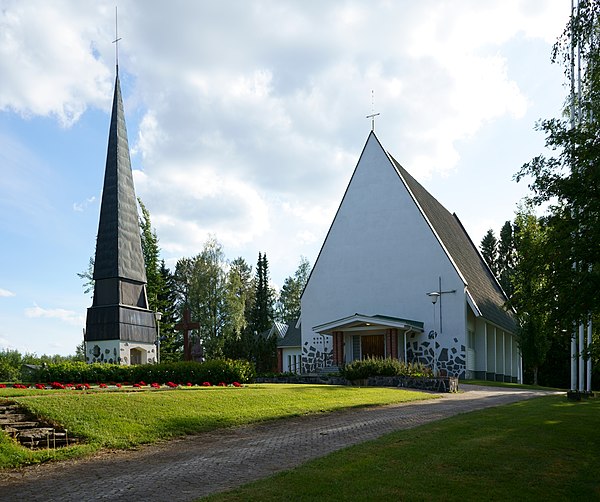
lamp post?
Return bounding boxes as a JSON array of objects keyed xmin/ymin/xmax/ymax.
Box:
[
  {"xmin": 427, "ymin": 292, "xmax": 440, "ymax": 375},
  {"xmin": 426, "ymin": 277, "xmax": 457, "ymax": 377},
  {"xmin": 154, "ymin": 311, "xmax": 162, "ymax": 364}
]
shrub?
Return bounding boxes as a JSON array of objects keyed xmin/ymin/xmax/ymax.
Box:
[
  {"xmin": 35, "ymin": 359, "xmax": 256, "ymax": 386},
  {"xmin": 340, "ymin": 357, "xmax": 433, "ymax": 381}
]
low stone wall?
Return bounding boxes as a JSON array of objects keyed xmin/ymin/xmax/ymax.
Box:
[{"xmin": 254, "ymin": 375, "xmax": 458, "ymax": 393}]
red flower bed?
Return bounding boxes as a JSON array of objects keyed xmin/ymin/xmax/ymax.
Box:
[
  {"xmin": 50, "ymin": 382, "xmax": 65, "ymax": 389},
  {"xmin": 202, "ymin": 382, "xmax": 212, "ymax": 387},
  {"xmin": 12, "ymin": 383, "xmax": 28, "ymax": 389},
  {"xmin": 35, "ymin": 383, "xmax": 46, "ymax": 390},
  {"xmin": 150, "ymin": 382, "xmax": 161, "ymax": 389},
  {"xmin": 99, "ymin": 383, "xmax": 108, "ymax": 388},
  {"xmin": 0, "ymin": 384, "xmax": 5, "ymax": 388},
  {"xmin": 232, "ymin": 382, "xmax": 242, "ymax": 387},
  {"xmin": 166, "ymin": 381, "xmax": 178, "ymax": 388},
  {"xmin": 218, "ymin": 382, "xmax": 226, "ymax": 387}
]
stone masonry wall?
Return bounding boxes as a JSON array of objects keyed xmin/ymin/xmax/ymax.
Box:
[{"xmin": 406, "ymin": 332, "xmax": 466, "ymax": 378}]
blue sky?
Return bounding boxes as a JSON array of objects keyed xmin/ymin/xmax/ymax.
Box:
[{"xmin": 0, "ymin": 1, "xmax": 569, "ymax": 356}]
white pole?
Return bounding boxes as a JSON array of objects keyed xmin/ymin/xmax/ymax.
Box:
[
  {"xmin": 571, "ymin": 333, "xmax": 577, "ymax": 391},
  {"xmin": 587, "ymin": 319, "xmax": 592, "ymax": 392},
  {"xmin": 579, "ymin": 323, "xmax": 585, "ymax": 392}
]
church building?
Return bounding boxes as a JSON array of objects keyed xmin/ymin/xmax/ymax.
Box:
[{"xmin": 300, "ymin": 132, "xmax": 520, "ymax": 381}]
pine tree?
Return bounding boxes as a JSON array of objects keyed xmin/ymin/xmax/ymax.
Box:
[
  {"xmin": 497, "ymin": 221, "xmax": 516, "ymax": 297},
  {"xmin": 138, "ymin": 198, "xmax": 162, "ymax": 311},
  {"xmin": 480, "ymin": 229, "xmax": 498, "ymax": 276},
  {"xmin": 155, "ymin": 261, "xmax": 181, "ymax": 362}
]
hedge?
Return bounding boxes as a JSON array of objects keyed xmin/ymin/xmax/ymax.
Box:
[
  {"xmin": 340, "ymin": 357, "xmax": 433, "ymax": 381},
  {"xmin": 34, "ymin": 359, "xmax": 256, "ymax": 385}
]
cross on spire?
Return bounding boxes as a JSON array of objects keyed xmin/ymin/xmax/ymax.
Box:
[{"xmin": 112, "ymin": 6, "xmax": 122, "ymax": 74}]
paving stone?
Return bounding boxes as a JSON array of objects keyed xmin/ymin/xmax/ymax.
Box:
[{"xmin": 0, "ymin": 386, "xmax": 561, "ymax": 501}]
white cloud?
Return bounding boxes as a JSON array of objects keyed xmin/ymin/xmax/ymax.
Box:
[
  {"xmin": 0, "ymin": 288, "xmax": 15, "ymax": 298},
  {"xmin": 24, "ymin": 304, "xmax": 85, "ymax": 327},
  {"xmin": 0, "ymin": 1, "xmax": 112, "ymax": 126},
  {"xmin": 72, "ymin": 196, "xmax": 96, "ymax": 212}
]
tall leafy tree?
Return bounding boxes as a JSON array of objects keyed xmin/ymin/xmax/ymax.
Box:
[
  {"xmin": 509, "ymin": 210, "xmax": 552, "ymax": 385},
  {"xmin": 222, "ymin": 257, "xmax": 254, "ymax": 359},
  {"xmin": 480, "ymin": 229, "xmax": 498, "ymax": 276},
  {"xmin": 191, "ymin": 237, "xmax": 228, "ymax": 359},
  {"xmin": 276, "ymin": 256, "xmax": 311, "ymax": 323},
  {"xmin": 516, "ymin": 1, "xmax": 600, "ymax": 331}
]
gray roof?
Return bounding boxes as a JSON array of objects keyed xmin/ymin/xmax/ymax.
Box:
[
  {"xmin": 92, "ymin": 73, "xmax": 147, "ymax": 283},
  {"xmin": 278, "ymin": 319, "xmax": 301, "ymax": 348},
  {"xmin": 386, "ymin": 145, "xmax": 516, "ymax": 333}
]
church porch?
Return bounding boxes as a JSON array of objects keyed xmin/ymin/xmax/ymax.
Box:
[{"xmin": 313, "ymin": 314, "xmax": 424, "ymax": 369}]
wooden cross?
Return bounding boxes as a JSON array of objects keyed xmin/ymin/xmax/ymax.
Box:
[{"xmin": 174, "ymin": 308, "xmax": 200, "ymax": 361}]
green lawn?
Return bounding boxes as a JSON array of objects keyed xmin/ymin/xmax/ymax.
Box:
[
  {"xmin": 204, "ymin": 395, "xmax": 599, "ymax": 502},
  {"xmin": 461, "ymin": 379, "xmax": 564, "ymax": 391},
  {"xmin": 0, "ymin": 384, "xmax": 433, "ymax": 468}
]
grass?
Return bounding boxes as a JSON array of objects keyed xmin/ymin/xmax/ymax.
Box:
[
  {"xmin": 203, "ymin": 395, "xmax": 599, "ymax": 502},
  {"xmin": 461, "ymin": 379, "xmax": 564, "ymax": 391},
  {"xmin": 0, "ymin": 384, "xmax": 433, "ymax": 468}
]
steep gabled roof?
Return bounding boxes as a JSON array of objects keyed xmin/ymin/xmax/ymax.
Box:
[
  {"xmin": 93, "ymin": 74, "xmax": 147, "ymax": 283},
  {"xmin": 387, "ymin": 153, "xmax": 516, "ymax": 333}
]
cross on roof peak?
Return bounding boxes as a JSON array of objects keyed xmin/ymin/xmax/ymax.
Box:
[{"xmin": 366, "ymin": 89, "xmax": 380, "ymax": 131}]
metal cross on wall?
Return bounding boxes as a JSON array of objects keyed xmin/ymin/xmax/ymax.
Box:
[{"xmin": 174, "ymin": 308, "xmax": 200, "ymax": 361}]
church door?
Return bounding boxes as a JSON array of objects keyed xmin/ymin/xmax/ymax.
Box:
[
  {"xmin": 361, "ymin": 335, "xmax": 385, "ymax": 359},
  {"xmin": 130, "ymin": 348, "xmax": 142, "ymax": 365}
]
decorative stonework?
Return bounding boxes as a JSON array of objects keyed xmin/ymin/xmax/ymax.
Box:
[
  {"xmin": 406, "ymin": 332, "xmax": 466, "ymax": 378},
  {"xmin": 301, "ymin": 342, "xmax": 333, "ymax": 373}
]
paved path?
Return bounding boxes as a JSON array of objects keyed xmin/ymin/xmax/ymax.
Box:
[{"xmin": 0, "ymin": 386, "xmax": 560, "ymax": 501}]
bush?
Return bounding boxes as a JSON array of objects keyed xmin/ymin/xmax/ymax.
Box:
[
  {"xmin": 0, "ymin": 361, "xmax": 19, "ymax": 382},
  {"xmin": 340, "ymin": 357, "xmax": 433, "ymax": 381},
  {"xmin": 35, "ymin": 359, "xmax": 256, "ymax": 385}
]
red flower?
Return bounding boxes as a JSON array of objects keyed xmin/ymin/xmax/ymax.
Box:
[
  {"xmin": 151, "ymin": 382, "xmax": 161, "ymax": 388},
  {"xmin": 0, "ymin": 384, "xmax": 6, "ymax": 388},
  {"xmin": 202, "ymin": 382, "xmax": 212, "ymax": 387},
  {"xmin": 35, "ymin": 383, "xmax": 46, "ymax": 390},
  {"xmin": 166, "ymin": 381, "xmax": 178, "ymax": 388},
  {"xmin": 12, "ymin": 383, "xmax": 28, "ymax": 389},
  {"xmin": 99, "ymin": 383, "xmax": 108, "ymax": 388},
  {"xmin": 50, "ymin": 382, "xmax": 65, "ymax": 390},
  {"xmin": 138, "ymin": 381, "xmax": 147, "ymax": 386},
  {"xmin": 115, "ymin": 383, "xmax": 122, "ymax": 388},
  {"xmin": 232, "ymin": 382, "xmax": 242, "ymax": 387},
  {"xmin": 133, "ymin": 383, "xmax": 141, "ymax": 388},
  {"xmin": 218, "ymin": 382, "xmax": 226, "ymax": 387},
  {"xmin": 187, "ymin": 382, "xmax": 192, "ymax": 387}
]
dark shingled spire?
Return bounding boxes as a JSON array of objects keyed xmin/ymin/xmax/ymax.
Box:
[
  {"xmin": 85, "ymin": 74, "xmax": 156, "ymax": 346},
  {"xmin": 93, "ymin": 74, "xmax": 147, "ymax": 283}
]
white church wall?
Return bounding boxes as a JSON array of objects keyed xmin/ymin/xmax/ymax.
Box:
[
  {"xmin": 301, "ymin": 134, "xmax": 468, "ymax": 376},
  {"xmin": 84, "ymin": 340, "xmax": 156, "ymax": 365}
]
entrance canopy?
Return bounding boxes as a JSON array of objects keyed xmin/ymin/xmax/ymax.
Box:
[{"xmin": 313, "ymin": 313, "xmax": 424, "ymax": 335}]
